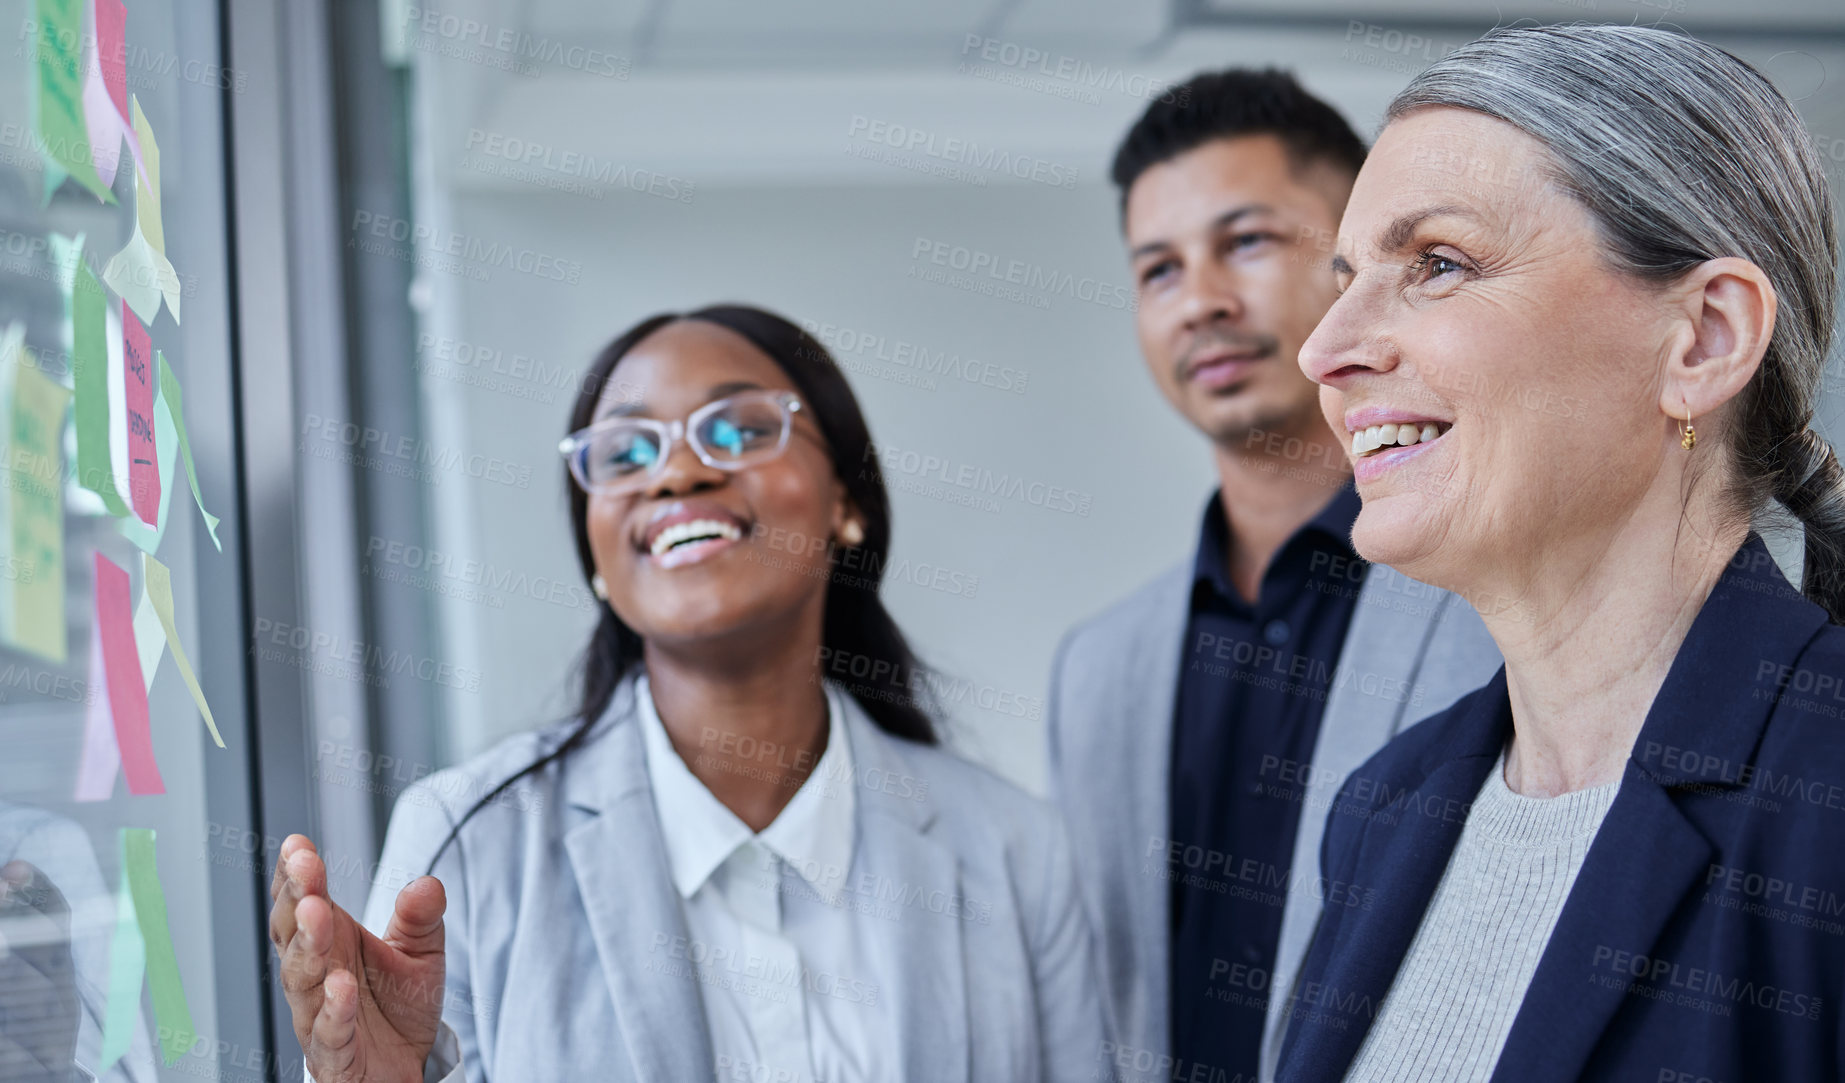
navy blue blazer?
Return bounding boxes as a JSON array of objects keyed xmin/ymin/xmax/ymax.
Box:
[{"xmin": 1277, "ymin": 533, "xmax": 1845, "ymax": 1083}]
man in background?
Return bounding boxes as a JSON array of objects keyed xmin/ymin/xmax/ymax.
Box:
[{"xmin": 1047, "ymin": 69, "xmax": 1503, "ymax": 1083}]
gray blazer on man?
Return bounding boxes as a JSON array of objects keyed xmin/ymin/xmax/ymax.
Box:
[
  {"xmin": 1046, "ymin": 557, "xmax": 1503, "ymax": 1082},
  {"xmin": 359, "ymin": 673, "xmax": 1107, "ymax": 1082}
]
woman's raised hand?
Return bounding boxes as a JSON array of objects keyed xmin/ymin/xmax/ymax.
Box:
[{"xmin": 269, "ymin": 835, "xmax": 446, "ymax": 1083}]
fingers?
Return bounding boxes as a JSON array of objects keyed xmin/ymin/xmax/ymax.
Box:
[
  {"xmin": 268, "ymin": 845, "xmax": 326, "ymax": 955},
  {"xmin": 272, "ymin": 845, "xmax": 344, "ymax": 1053},
  {"xmin": 269, "ymin": 835, "xmax": 316, "ymax": 904},
  {"xmin": 384, "ymin": 877, "xmax": 446, "ymax": 955},
  {"xmin": 288, "ymin": 847, "xmax": 327, "ymax": 897},
  {"xmin": 279, "ymin": 891, "xmax": 334, "ymax": 1051},
  {"xmin": 304, "ymin": 968, "xmax": 361, "ymax": 1082}
]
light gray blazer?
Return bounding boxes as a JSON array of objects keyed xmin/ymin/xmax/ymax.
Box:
[
  {"xmin": 360, "ymin": 673, "xmax": 1107, "ymax": 1082},
  {"xmin": 1046, "ymin": 558, "xmax": 1503, "ymax": 1082}
]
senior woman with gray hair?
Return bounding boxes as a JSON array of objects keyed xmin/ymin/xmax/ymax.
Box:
[{"xmin": 1278, "ymin": 23, "xmax": 1845, "ymax": 1083}]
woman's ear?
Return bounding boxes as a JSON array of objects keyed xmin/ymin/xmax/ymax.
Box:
[
  {"xmin": 1659, "ymin": 256, "xmax": 1776, "ymax": 424},
  {"xmin": 834, "ymin": 492, "xmax": 865, "ymax": 547}
]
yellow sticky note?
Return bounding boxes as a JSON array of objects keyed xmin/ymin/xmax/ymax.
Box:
[
  {"xmin": 142, "ymin": 553, "xmax": 222, "ymax": 748},
  {"xmin": 11, "ymin": 361, "xmax": 73, "ymax": 662},
  {"xmin": 102, "ymin": 96, "xmax": 181, "ymax": 326},
  {"xmin": 130, "ymin": 98, "xmax": 164, "ymax": 255},
  {"xmin": 0, "ymin": 324, "xmax": 20, "ymax": 640}
]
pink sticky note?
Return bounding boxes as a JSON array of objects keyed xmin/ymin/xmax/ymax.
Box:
[
  {"xmin": 95, "ymin": 0, "xmax": 128, "ymax": 120},
  {"xmin": 94, "ymin": 553, "xmax": 163, "ymax": 796},
  {"xmin": 123, "ymin": 301, "xmax": 159, "ymax": 525},
  {"xmin": 78, "ymin": 17, "xmax": 134, "ymax": 187},
  {"xmin": 74, "ymin": 622, "xmax": 120, "ymax": 801}
]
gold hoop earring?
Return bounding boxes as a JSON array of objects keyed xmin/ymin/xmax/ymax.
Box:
[
  {"xmin": 591, "ymin": 574, "xmax": 608, "ymax": 600},
  {"xmin": 1680, "ymin": 409, "xmax": 1697, "ymax": 452}
]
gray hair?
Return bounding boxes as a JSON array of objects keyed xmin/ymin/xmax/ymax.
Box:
[{"xmin": 1389, "ymin": 24, "xmax": 1845, "ymax": 621}]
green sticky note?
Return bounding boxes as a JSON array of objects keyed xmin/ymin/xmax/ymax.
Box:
[
  {"xmin": 156, "ymin": 353, "xmax": 221, "ymax": 550},
  {"xmin": 73, "ymin": 259, "xmax": 131, "ymax": 517},
  {"xmin": 122, "ymin": 829, "xmax": 196, "ymax": 1066},
  {"xmin": 33, "ymin": 0, "xmax": 115, "ymax": 203},
  {"xmin": 50, "ymin": 232, "xmax": 85, "ymax": 346},
  {"xmin": 99, "ymin": 842, "xmax": 145, "ymax": 1072},
  {"xmin": 11, "ymin": 358, "xmax": 72, "ymax": 662},
  {"xmin": 41, "ymin": 160, "xmax": 68, "ymax": 206}
]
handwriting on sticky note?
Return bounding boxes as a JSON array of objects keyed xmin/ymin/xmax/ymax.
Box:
[
  {"xmin": 118, "ymin": 379, "xmax": 176, "ymax": 555},
  {"xmin": 123, "ymin": 301, "xmax": 159, "ymax": 525}
]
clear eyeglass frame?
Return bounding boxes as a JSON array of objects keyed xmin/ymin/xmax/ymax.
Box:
[{"xmin": 558, "ymin": 388, "xmax": 807, "ymax": 495}]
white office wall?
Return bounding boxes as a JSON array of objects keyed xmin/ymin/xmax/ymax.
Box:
[{"xmin": 402, "ymin": 177, "xmax": 1214, "ymax": 791}]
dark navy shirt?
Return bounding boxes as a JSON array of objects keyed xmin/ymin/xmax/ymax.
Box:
[{"xmin": 1167, "ymin": 482, "xmax": 1365, "ymax": 1083}]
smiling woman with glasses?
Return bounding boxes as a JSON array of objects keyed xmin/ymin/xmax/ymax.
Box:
[{"xmin": 266, "ymin": 303, "xmax": 1106, "ymax": 1083}]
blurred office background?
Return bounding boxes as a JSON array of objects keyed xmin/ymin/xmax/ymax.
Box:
[
  {"xmin": 366, "ymin": 0, "xmax": 1845, "ymax": 794},
  {"xmin": 0, "ymin": 0, "xmax": 1841, "ymax": 1078}
]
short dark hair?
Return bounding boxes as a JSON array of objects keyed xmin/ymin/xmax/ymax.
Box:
[{"xmin": 1110, "ymin": 68, "xmax": 1367, "ymax": 219}]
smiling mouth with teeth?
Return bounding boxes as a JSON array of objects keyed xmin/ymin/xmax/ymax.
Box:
[
  {"xmin": 649, "ymin": 518, "xmax": 744, "ymax": 559},
  {"xmin": 1352, "ymin": 421, "xmax": 1450, "ymax": 458}
]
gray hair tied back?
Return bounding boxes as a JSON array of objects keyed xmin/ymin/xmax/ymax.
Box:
[
  {"xmin": 1775, "ymin": 429, "xmax": 1845, "ymax": 615},
  {"xmin": 1388, "ymin": 23, "xmax": 1845, "ymax": 622}
]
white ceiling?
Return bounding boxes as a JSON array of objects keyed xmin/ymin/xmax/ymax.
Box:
[
  {"xmin": 394, "ymin": 0, "xmax": 1169, "ymax": 68},
  {"xmin": 392, "ymin": 0, "xmax": 1845, "ymax": 193},
  {"xmin": 1192, "ymin": 0, "xmax": 1845, "ymax": 33},
  {"xmin": 397, "ymin": 0, "xmax": 1845, "ymax": 68}
]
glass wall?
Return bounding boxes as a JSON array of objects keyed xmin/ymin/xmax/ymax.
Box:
[{"xmin": 0, "ymin": 0, "xmax": 268, "ymax": 1079}]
